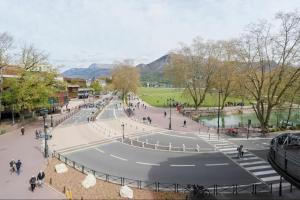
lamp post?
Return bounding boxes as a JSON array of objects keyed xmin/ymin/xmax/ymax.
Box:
[
  {"xmin": 43, "ymin": 114, "xmax": 49, "ymax": 158},
  {"xmin": 217, "ymin": 89, "xmax": 222, "ymax": 140},
  {"xmin": 121, "ymin": 123, "xmax": 125, "ymax": 139},
  {"xmin": 167, "ymin": 98, "xmax": 174, "ymax": 130},
  {"xmin": 247, "ymin": 119, "xmax": 251, "ymax": 139}
]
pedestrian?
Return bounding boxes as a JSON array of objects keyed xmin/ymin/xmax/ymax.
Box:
[
  {"xmin": 240, "ymin": 145, "xmax": 244, "ymax": 158},
  {"xmin": 21, "ymin": 126, "xmax": 25, "ymax": 135},
  {"xmin": 183, "ymin": 120, "xmax": 187, "ymax": 127},
  {"xmin": 237, "ymin": 146, "xmax": 240, "ymax": 158},
  {"xmin": 87, "ymin": 117, "xmax": 90, "ymax": 122},
  {"xmin": 35, "ymin": 130, "xmax": 39, "ymax": 139},
  {"xmin": 29, "ymin": 176, "xmax": 37, "ymax": 192},
  {"xmin": 16, "ymin": 160, "xmax": 22, "ymax": 175},
  {"xmin": 37, "ymin": 171, "xmax": 45, "ymax": 186},
  {"xmin": 164, "ymin": 111, "xmax": 167, "ymax": 117},
  {"xmin": 9, "ymin": 159, "xmax": 16, "ymax": 174},
  {"xmin": 149, "ymin": 118, "xmax": 152, "ymax": 124}
]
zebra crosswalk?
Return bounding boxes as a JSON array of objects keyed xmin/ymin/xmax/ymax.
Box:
[{"xmin": 195, "ymin": 132, "xmax": 290, "ymax": 190}]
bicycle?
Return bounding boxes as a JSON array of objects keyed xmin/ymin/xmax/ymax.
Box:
[{"xmin": 186, "ymin": 184, "xmax": 211, "ymax": 200}]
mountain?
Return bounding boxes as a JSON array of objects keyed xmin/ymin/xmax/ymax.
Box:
[
  {"xmin": 62, "ymin": 63, "xmax": 113, "ymax": 79},
  {"xmin": 137, "ymin": 54, "xmax": 171, "ymax": 83}
]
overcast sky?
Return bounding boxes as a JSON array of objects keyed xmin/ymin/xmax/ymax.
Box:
[{"xmin": 0, "ymin": 0, "xmax": 299, "ymax": 71}]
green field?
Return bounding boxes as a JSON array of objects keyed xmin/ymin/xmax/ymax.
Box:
[{"xmin": 137, "ymin": 87, "xmax": 247, "ymax": 107}]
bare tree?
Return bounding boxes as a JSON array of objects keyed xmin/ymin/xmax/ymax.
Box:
[
  {"xmin": 165, "ymin": 38, "xmax": 219, "ymax": 110},
  {"xmin": 112, "ymin": 61, "xmax": 140, "ymax": 101},
  {"xmin": 236, "ymin": 11, "xmax": 300, "ymax": 134},
  {"xmin": 21, "ymin": 45, "xmax": 48, "ymax": 70},
  {"xmin": 0, "ymin": 32, "xmax": 13, "ymax": 123},
  {"xmin": 212, "ymin": 40, "xmax": 239, "ymax": 109}
]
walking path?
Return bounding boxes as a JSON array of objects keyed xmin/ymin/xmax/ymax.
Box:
[
  {"xmin": 0, "ymin": 99, "xmax": 86, "ymax": 199},
  {"xmin": 0, "ymin": 120, "xmax": 64, "ymax": 199}
]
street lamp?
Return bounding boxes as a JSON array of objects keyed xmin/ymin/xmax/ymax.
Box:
[
  {"xmin": 121, "ymin": 123, "xmax": 125, "ymax": 139},
  {"xmin": 167, "ymin": 98, "xmax": 174, "ymax": 130},
  {"xmin": 217, "ymin": 89, "xmax": 223, "ymax": 140},
  {"xmin": 43, "ymin": 114, "xmax": 49, "ymax": 158}
]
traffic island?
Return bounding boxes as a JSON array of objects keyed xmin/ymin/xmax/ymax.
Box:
[{"xmin": 45, "ymin": 158, "xmax": 185, "ymax": 199}]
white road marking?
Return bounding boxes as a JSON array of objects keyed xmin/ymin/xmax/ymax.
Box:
[
  {"xmin": 253, "ymin": 170, "xmax": 277, "ymax": 176},
  {"xmin": 245, "ymin": 165, "xmax": 271, "ymax": 171},
  {"xmin": 219, "ymin": 147, "xmax": 237, "ymax": 151},
  {"xmin": 205, "ymin": 163, "xmax": 229, "ymax": 166},
  {"xmin": 239, "ymin": 161, "xmax": 267, "ymax": 166},
  {"xmin": 260, "ymin": 176, "xmax": 280, "ymax": 182},
  {"xmin": 136, "ymin": 162, "xmax": 160, "ymax": 166},
  {"xmin": 95, "ymin": 148, "xmax": 105, "ymax": 153},
  {"xmin": 110, "ymin": 154, "xmax": 128, "ymax": 161},
  {"xmin": 170, "ymin": 164, "xmax": 195, "ymax": 167},
  {"xmin": 235, "ymin": 157, "xmax": 259, "ymax": 161}
]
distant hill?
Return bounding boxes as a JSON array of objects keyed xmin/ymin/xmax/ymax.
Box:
[
  {"xmin": 137, "ymin": 54, "xmax": 171, "ymax": 83},
  {"xmin": 62, "ymin": 63, "xmax": 113, "ymax": 79}
]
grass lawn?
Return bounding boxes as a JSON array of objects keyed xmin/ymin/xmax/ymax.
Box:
[{"xmin": 137, "ymin": 87, "xmax": 248, "ymax": 107}]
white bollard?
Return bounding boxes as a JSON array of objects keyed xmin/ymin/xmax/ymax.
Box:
[
  {"xmin": 130, "ymin": 140, "xmax": 133, "ymax": 145},
  {"xmin": 197, "ymin": 144, "xmax": 200, "ymax": 152},
  {"xmin": 142, "ymin": 142, "xmax": 145, "ymax": 148},
  {"xmin": 183, "ymin": 144, "xmax": 185, "ymax": 152},
  {"xmin": 155, "ymin": 144, "xmax": 157, "ymax": 150},
  {"xmin": 121, "ymin": 137, "xmax": 124, "ymax": 143},
  {"xmin": 169, "ymin": 143, "xmax": 172, "ymax": 151}
]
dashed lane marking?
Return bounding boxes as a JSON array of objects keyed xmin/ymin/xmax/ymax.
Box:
[
  {"xmin": 95, "ymin": 148, "xmax": 105, "ymax": 153},
  {"xmin": 170, "ymin": 164, "xmax": 195, "ymax": 167},
  {"xmin": 110, "ymin": 154, "xmax": 128, "ymax": 161},
  {"xmin": 136, "ymin": 162, "xmax": 160, "ymax": 166},
  {"xmin": 205, "ymin": 163, "xmax": 229, "ymax": 167}
]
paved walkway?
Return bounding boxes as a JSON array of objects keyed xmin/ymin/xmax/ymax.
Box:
[
  {"xmin": 131, "ymin": 101, "xmax": 211, "ymax": 133},
  {"xmin": 0, "ymin": 119, "xmax": 64, "ymax": 199}
]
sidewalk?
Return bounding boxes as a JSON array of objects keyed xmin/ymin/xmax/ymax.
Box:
[
  {"xmin": 131, "ymin": 105, "xmax": 211, "ymax": 133},
  {"xmin": 0, "ymin": 120, "xmax": 64, "ymax": 199}
]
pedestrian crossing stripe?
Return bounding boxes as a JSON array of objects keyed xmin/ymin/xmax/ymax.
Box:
[
  {"xmin": 195, "ymin": 132, "xmax": 289, "ymax": 190},
  {"xmin": 245, "ymin": 165, "xmax": 272, "ymax": 171},
  {"xmin": 239, "ymin": 161, "xmax": 267, "ymax": 166},
  {"xmin": 253, "ymin": 170, "xmax": 277, "ymax": 176}
]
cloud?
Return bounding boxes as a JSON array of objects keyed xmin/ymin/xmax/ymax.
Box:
[{"xmin": 0, "ymin": 0, "xmax": 299, "ymax": 69}]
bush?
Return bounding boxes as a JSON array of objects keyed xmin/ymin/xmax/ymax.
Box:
[{"xmin": 0, "ymin": 129, "xmax": 6, "ymax": 135}]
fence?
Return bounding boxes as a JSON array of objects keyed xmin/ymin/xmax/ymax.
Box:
[
  {"xmin": 119, "ymin": 137, "xmax": 207, "ymax": 153},
  {"xmin": 52, "ymin": 151, "xmax": 294, "ymax": 196},
  {"xmin": 51, "ymin": 108, "xmax": 81, "ymax": 127},
  {"xmin": 269, "ymin": 143, "xmax": 300, "ymax": 187}
]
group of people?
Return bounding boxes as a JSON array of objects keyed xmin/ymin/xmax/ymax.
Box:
[
  {"xmin": 142, "ymin": 116, "xmax": 152, "ymax": 124},
  {"xmin": 9, "ymin": 159, "xmax": 22, "ymax": 175},
  {"xmin": 29, "ymin": 171, "xmax": 46, "ymax": 192}
]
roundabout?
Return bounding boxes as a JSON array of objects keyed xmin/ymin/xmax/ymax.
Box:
[{"xmin": 48, "ymin": 97, "xmax": 294, "ymax": 194}]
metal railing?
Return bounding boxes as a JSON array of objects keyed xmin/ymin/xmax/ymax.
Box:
[
  {"xmin": 52, "ymin": 151, "xmax": 294, "ymax": 195},
  {"xmin": 269, "ymin": 143, "xmax": 300, "ymax": 186},
  {"xmin": 119, "ymin": 137, "xmax": 208, "ymax": 153}
]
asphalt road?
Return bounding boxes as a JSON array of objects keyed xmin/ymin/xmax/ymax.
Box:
[
  {"xmin": 137, "ymin": 132, "xmax": 213, "ymax": 149},
  {"xmin": 65, "ymin": 142, "xmax": 260, "ymax": 186}
]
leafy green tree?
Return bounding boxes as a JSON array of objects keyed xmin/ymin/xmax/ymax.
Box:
[{"xmin": 90, "ymin": 80, "xmax": 102, "ymax": 94}]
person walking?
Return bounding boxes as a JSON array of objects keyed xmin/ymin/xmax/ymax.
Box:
[
  {"xmin": 37, "ymin": 171, "xmax": 45, "ymax": 186},
  {"xmin": 21, "ymin": 126, "xmax": 25, "ymax": 135},
  {"xmin": 15, "ymin": 160, "xmax": 22, "ymax": 175},
  {"xmin": 164, "ymin": 111, "xmax": 167, "ymax": 117},
  {"xmin": 237, "ymin": 146, "xmax": 241, "ymax": 158},
  {"xmin": 240, "ymin": 145, "xmax": 244, "ymax": 158},
  {"xmin": 29, "ymin": 176, "xmax": 37, "ymax": 192},
  {"xmin": 9, "ymin": 159, "xmax": 16, "ymax": 174},
  {"xmin": 183, "ymin": 120, "xmax": 187, "ymax": 127}
]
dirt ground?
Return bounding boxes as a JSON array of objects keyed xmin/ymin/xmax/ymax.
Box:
[{"xmin": 45, "ymin": 158, "xmax": 186, "ymax": 200}]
